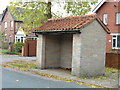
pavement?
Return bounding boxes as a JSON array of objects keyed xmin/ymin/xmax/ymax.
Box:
[{"xmin": 0, "ymin": 55, "xmax": 119, "ymax": 88}]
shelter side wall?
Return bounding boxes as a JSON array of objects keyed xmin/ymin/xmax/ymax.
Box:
[
  {"xmin": 72, "ymin": 34, "xmax": 81, "ymax": 76},
  {"xmin": 60, "ymin": 34, "xmax": 72, "ymax": 69},
  {"xmin": 36, "ymin": 35, "xmax": 46, "ymax": 69},
  {"xmin": 79, "ymin": 20, "xmax": 107, "ymax": 77},
  {"xmin": 45, "ymin": 35, "xmax": 61, "ymax": 68}
]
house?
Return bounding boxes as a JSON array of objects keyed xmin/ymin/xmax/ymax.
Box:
[
  {"xmin": 33, "ymin": 14, "xmax": 110, "ymax": 77},
  {"xmin": 0, "ymin": 7, "xmax": 36, "ymax": 48},
  {"xmin": 92, "ymin": 0, "xmax": 120, "ymax": 52},
  {"xmin": 0, "ymin": 7, "xmax": 24, "ymax": 48},
  {"xmin": 0, "ymin": 14, "xmax": 3, "ymax": 47},
  {"xmin": 0, "ymin": 14, "xmax": 3, "ymax": 31}
]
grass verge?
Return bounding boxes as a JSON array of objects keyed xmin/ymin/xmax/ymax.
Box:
[
  {"xmin": 10, "ymin": 63, "xmax": 37, "ymax": 69},
  {"xmin": 0, "ymin": 50, "xmax": 20, "ymax": 55},
  {"xmin": 105, "ymin": 67, "xmax": 119, "ymax": 73}
]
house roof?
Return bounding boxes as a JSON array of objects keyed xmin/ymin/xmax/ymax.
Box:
[
  {"xmin": 92, "ymin": 0, "xmax": 106, "ymax": 13},
  {"xmin": 1, "ymin": 7, "xmax": 24, "ymax": 22},
  {"xmin": 0, "ymin": 14, "xmax": 3, "ymax": 23},
  {"xmin": 33, "ymin": 14, "xmax": 110, "ymax": 34},
  {"xmin": 92, "ymin": 0, "xmax": 120, "ymax": 13}
]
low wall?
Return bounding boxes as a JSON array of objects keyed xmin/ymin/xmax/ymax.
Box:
[{"xmin": 105, "ymin": 53, "xmax": 120, "ymax": 68}]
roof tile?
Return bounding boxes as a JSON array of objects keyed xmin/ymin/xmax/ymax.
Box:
[
  {"xmin": 33, "ymin": 14, "xmax": 96, "ymax": 31},
  {"xmin": 33, "ymin": 14, "xmax": 110, "ymax": 33}
]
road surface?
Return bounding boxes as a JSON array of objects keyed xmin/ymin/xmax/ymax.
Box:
[{"xmin": 2, "ymin": 68, "xmax": 89, "ymax": 88}]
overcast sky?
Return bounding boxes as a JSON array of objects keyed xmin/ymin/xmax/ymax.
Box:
[
  {"xmin": 0, "ymin": 0, "xmax": 100, "ymax": 14},
  {"xmin": 0, "ymin": 0, "xmax": 117, "ymax": 15},
  {"xmin": 0, "ymin": 0, "xmax": 10, "ymax": 14}
]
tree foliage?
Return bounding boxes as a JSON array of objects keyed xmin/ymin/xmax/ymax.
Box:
[
  {"xmin": 0, "ymin": 30, "xmax": 4, "ymax": 42},
  {"xmin": 9, "ymin": 1, "xmax": 52, "ymax": 34},
  {"xmin": 13, "ymin": 42, "xmax": 24, "ymax": 53},
  {"xmin": 9, "ymin": 0, "xmax": 97, "ymax": 33},
  {"xmin": 64, "ymin": 1, "xmax": 97, "ymax": 16}
]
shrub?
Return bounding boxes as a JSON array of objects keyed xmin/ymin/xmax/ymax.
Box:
[
  {"xmin": 0, "ymin": 50, "xmax": 20, "ymax": 55},
  {"xmin": 2, "ymin": 46, "xmax": 8, "ymax": 49},
  {"xmin": 13, "ymin": 42, "xmax": 24, "ymax": 53},
  {"xmin": 109, "ymin": 50, "xmax": 120, "ymax": 54}
]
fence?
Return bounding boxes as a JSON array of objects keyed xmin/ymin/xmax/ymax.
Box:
[
  {"xmin": 22, "ymin": 40, "xmax": 37, "ymax": 56},
  {"xmin": 105, "ymin": 53, "xmax": 120, "ymax": 68}
]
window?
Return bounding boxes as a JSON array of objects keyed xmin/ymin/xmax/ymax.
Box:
[
  {"xmin": 103, "ymin": 14, "xmax": 108, "ymax": 25},
  {"xmin": 4, "ymin": 34, "xmax": 7, "ymax": 42},
  {"xmin": 21, "ymin": 37, "xmax": 23, "ymax": 42},
  {"xmin": 112, "ymin": 34, "xmax": 120, "ymax": 49},
  {"xmin": 9, "ymin": 36, "xmax": 12, "ymax": 42},
  {"xmin": 18, "ymin": 39, "xmax": 20, "ymax": 42},
  {"xmin": 4, "ymin": 22, "xmax": 7, "ymax": 29},
  {"xmin": 10, "ymin": 21, "xmax": 14, "ymax": 29},
  {"xmin": 116, "ymin": 13, "xmax": 120, "ymax": 24},
  {"xmin": 15, "ymin": 36, "xmax": 25, "ymax": 43}
]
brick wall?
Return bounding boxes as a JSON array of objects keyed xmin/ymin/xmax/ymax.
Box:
[
  {"xmin": 96, "ymin": 2, "xmax": 120, "ymax": 52},
  {"xmin": 72, "ymin": 20, "xmax": 107, "ymax": 77},
  {"xmin": 1, "ymin": 10, "xmax": 15, "ymax": 43},
  {"xmin": 96, "ymin": 2, "xmax": 119, "ymax": 33},
  {"xmin": 1, "ymin": 9, "xmax": 23, "ymax": 44}
]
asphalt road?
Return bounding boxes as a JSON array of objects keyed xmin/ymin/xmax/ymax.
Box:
[{"xmin": 2, "ymin": 68, "xmax": 89, "ymax": 88}]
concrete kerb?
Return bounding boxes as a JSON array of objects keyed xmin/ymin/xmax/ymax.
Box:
[{"xmin": 1, "ymin": 63, "xmax": 113, "ymax": 88}]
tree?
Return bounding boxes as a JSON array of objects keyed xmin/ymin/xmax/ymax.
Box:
[
  {"xmin": 64, "ymin": 1, "xmax": 97, "ymax": 16},
  {"xmin": 9, "ymin": 0, "xmax": 97, "ymax": 34},
  {"xmin": 9, "ymin": 1, "xmax": 52, "ymax": 34},
  {"xmin": 0, "ymin": 30, "xmax": 4, "ymax": 42}
]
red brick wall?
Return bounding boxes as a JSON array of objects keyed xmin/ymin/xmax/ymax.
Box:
[
  {"xmin": 1, "ymin": 10, "xmax": 15, "ymax": 43},
  {"xmin": 96, "ymin": 2, "xmax": 120, "ymax": 52},
  {"xmin": 96, "ymin": 2, "xmax": 119, "ymax": 33},
  {"xmin": 106, "ymin": 34, "xmax": 112, "ymax": 52},
  {"xmin": 1, "ymin": 9, "xmax": 23, "ymax": 44}
]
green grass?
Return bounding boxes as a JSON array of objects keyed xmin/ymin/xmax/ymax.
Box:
[
  {"xmin": 10, "ymin": 63, "xmax": 37, "ymax": 69},
  {"xmin": 105, "ymin": 67, "xmax": 119, "ymax": 73},
  {"xmin": 0, "ymin": 50, "xmax": 20, "ymax": 55}
]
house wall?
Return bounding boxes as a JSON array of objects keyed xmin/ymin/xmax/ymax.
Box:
[
  {"xmin": 96, "ymin": 2, "xmax": 119, "ymax": 33},
  {"xmin": 96, "ymin": 2, "xmax": 120, "ymax": 52},
  {"xmin": 1, "ymin": 9, "xmax": 23, "ymax": 45},
  {"xmin": 72, "ymin": 20, "xmax": 107, "ymax": 77},
  {"xmin": 1, "ymin": 10, "xmax": 15, "ymax": 43},
  {"xmin": 60, "ymin": 34, "xmax": 72, "ymax": 69}
]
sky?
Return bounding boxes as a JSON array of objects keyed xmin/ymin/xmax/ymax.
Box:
[
  {"xmin": 0, "ymin": 0, "xmax": 116, "ymax": 15},
  {"xmin": 0, "ymin": 0, "xmax": 119, "ymax": 14},
  {"xmin": 0, "ymin": 0, "xmax": 101, "ymax": 14},
  {"xmin": 0, "ymin": 0, "xmax": 10, "ymax": 14}
]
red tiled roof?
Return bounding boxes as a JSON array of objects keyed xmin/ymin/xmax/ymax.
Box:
[{"xmin": 33, "ymin": 14, "xmax": 110, "ymax": 33}]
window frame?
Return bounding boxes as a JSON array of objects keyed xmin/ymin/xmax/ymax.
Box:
[
  {"xmin": 4, "ymin": 34, "xmax": 7, "ymax": 42},
  {"xmin": 103, "ymin": 14, "xmax": 108, "ymax": 25},
  {"xmin": 10, "ymin": 21, "xmax": 14, "ymax": 30},
  {"xmin": 116, "ymin": 12, "xmax": 120, "ymax": 24},
  {"xmin": 4, "ymin": 21, "xmax": 7, "ymax": 29},
  {"xmin": 15, "ymin": 35, "xmax": 25, "ymax": 43},
  {"xmin": 9, "ymin": 35, "xmax": 12, "ymax": 42},
  {"xmin": 112, "ymin": 33, "xmax": 120, "ymax": 49}
]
